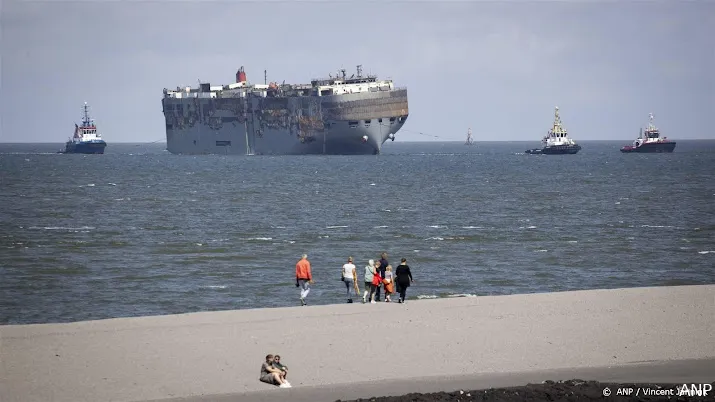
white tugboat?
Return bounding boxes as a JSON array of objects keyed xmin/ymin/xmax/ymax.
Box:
[
  {"xmin": 620, "ymin": 113, "xmax": 676, "ymax": 153},
  {"xmin": 61, "ymin": 102, "xmax": 107, "ymax": 154},
  {"xmin": 465, "ymin": 127, "xmax": 474, "ymax": 145},
  {"xmin": 525, "ymin": 106, "xmax": 581, "ymax": 155}
]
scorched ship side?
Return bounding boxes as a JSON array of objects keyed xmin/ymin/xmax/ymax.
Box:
[{"xmin": 161, "ymin": 65, "xmax": 409, "ymax": 155}]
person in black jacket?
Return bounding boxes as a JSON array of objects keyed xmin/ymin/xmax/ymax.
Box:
[
  {"xmin": 394, "ymin": 258, "xmax": 414, "ymax": 303},
  {"xmin": 374, "ymin": 252, "xmax": 389, "ymax": 302}
]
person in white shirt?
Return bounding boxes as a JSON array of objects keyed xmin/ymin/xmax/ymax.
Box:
[{"xmin": 341, "ymin": 256, "xmax": 359, "ymax": 303}]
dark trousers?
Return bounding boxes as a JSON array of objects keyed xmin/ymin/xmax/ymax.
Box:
[{"xmin": 397, "ymin": 283, "xmax": 408, "ymax": 301}]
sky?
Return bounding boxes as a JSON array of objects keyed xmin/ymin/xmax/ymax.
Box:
[{"xmin": 1, "ymin": 0, "xmax": 713, "ymax": 143}]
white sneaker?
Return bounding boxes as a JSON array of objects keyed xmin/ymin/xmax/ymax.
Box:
[
  {"xmin": 285, "ymin": 381, "xmax": 291, "ymax": 387},
  {"xmin": 370, "ymin": 300, "xmax": 376, "ymax": 304},
  {"xmin": 279, "ymin": 383, "xmax": 291, "ymax": 388}
]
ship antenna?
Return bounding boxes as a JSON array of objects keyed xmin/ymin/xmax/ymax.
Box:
[
  {"xmin": 357, "ymin": 64, "xmax": 363, "ymax": 78},
  {"xmin": 648, "ymin": 112, "xmax": 655, "ymax": 130},
  {"xmin": 554, "ymin": 106, "xmax": 560, "ymax": 126},
  {"xmin": 83, "ymin": 102, "xmax": 90, "ymax": 126}
]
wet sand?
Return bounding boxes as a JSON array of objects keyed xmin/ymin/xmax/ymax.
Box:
[{"xmin": 2, "ymin": 285, "xmax": 713, "ymax": 402}]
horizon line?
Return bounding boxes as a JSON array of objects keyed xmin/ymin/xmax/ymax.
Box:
[{"xmin": 2, "ymin": 139, "xmax": 715, "ymax": 144}]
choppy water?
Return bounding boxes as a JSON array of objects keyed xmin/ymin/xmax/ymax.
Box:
[{"xmin": 1, "ymin": 140, "xmax": 714, "ymax": 324}]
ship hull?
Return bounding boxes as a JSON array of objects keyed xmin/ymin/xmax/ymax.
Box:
[
  {"xmin": 620, "ymin": 142, "xmax": 676, "ymax": 153},
  {"xmin": 525, "ymin": 144, "xmax": 581, "ymax": 155},
  {"xmin": 163, "ymin": 89, "xmax": 408, "ymax": 155},
  {"xmin": 64, "ymin": 141, "xmax": 107, "ymax": 154}
]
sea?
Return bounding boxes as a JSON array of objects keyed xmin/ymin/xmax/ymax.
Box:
[{"xmin": 1, "ymin": 140, "xmax": 714, "ymax": 325}]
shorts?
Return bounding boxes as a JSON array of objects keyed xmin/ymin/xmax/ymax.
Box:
[{"xmin": 260, "ymin": 374, "xmax": 277, "ymax": 384}]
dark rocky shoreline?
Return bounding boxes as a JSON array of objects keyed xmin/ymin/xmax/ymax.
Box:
[{"xmin": 336, "ymin": 380, "xmax": 714, "ymax": 401}]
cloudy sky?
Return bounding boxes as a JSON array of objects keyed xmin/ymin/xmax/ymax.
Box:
[{"xmin": 1, "ymin": 0, "xmax": 713, "ymax": 143}]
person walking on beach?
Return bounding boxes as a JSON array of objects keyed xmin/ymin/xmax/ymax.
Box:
[
  {"xmin": 341, "ymin": 256, "xmax": 359, "ymax": 303},
  {"xmin": 295, "ymin": 254, "xmax": 313, "ymax": 306},
  {"xmin": 374, "ymin": 252, "xmax": 389, "ymax": 301},
  {"xmin": 395, "ymin": 258, "xmax": 414, "ymax": 303},
  {"xmin": 363, "ymin": 259, "xmax": 377, "ymax": 304},
  {"xmin": 260, "ymin": 354, "xmax": 291, "ymax": 388},
  {"xmin": 382, "ymin": 265, "xmax": 395, "ymax": 302}
]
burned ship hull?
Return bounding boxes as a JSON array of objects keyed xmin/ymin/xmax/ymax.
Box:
[{"xmin": 162, "ymin": 68, "xmax": 409, "ymax": 155}]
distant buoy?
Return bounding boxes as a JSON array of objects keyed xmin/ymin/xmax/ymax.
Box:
[{"xmin": 388, "ymin": 133, "xmax": 395, "ymax": 141}]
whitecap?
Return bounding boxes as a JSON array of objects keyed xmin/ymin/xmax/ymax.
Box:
[
  {"xmin": 698, "ymin": 251, "xmax": 714, "ymax": 255},
  {"xmin": 326, "ymin": 225, "xmax": 348, "ymax": 229},
  {"xmin": 416, "ymin": 295, "xmax": 438, "ymax": 299},
  {"xmin": 28, "ymin": 226, "xmax": 95, "ymax": 231}
]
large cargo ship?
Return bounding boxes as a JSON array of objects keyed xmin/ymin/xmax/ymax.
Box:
[{"xmin": 161, "ymin": 65, "xmax": 409, "ymax": 155}]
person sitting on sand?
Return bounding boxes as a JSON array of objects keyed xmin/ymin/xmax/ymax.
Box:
[
  {"xmin": 273, "ymin": 355, "xmax": 288, "ymax": 382},
  {"xmin": 260, "ymin": 354, "xmax": 291, "ymax": 388}
]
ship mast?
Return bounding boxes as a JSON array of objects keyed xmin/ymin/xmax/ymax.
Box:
[
  {"xmin": 465, "ymin": 127, "xmax": 473, "ymax": 145},
  {"xmin": 550, "ymin": 106, "xmax": 567, "ymax": 137},
  {"xmin": 647, "ymin": 112, "xmax": 656, "ymax": 131},
  {"xmin": 82, "ymin": 102, "xmax": 92, "ymax": 127}
]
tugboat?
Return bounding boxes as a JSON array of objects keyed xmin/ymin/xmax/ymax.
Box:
[
  {"xmin": 525, "ymin": 106, "xmax": 581, "ymax": 155},
  {"xmin": 465, "ymin": 127, "xmax": 474, "ymax": 145},
  {"xmin": 61, "ymin": 102, "xmax": 107, "ymax": 154},
  {"xmin": 620, "ymin": 113, "xmax": 675, "ymax": 153}
]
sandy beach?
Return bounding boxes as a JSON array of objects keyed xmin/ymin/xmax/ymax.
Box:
[{"xmin": 2, "ymin": 285, "xmax": 713, "ymax": 402}]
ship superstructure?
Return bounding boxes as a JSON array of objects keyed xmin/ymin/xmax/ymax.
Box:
[
  {"xmin": 161, "ymin": 65, "xmax": 409, "ymax": 155},
  {"xmin": 525, "ymin": 106, "xmax": 581, "ymax": 155},
  {"xmin": 620, "ymin": 113, "xmax": 676, "ymax": 153},
  {"xmin": 62, "ymin": 102, "xmax": 107, "ymax": 154}
]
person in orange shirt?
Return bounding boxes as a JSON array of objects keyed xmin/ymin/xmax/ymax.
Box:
[{"xmin": 295, "ymin": 254, "xmax": 314, "ymax": 306}]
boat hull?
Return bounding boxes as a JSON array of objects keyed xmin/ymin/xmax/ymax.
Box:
[
  {"xmin": 620, "ymin": 142, "xmax": 676, "ymax": 153},
  {"xmin": 162, "ymin": 89, "xmax": 409, "ymax": 155},
  {"xmin": 526, "ymin": 144, "xmax": 581, "ymax": 155},
  {"xmin": 64, "ymin": 141, "xmax": 107, "ymax": 154}
]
